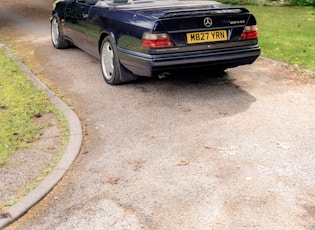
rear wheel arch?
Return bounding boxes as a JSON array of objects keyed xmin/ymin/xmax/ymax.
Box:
[
  {"xmin": 99, "ymin": 35, "xmax": 137, "ymax": 85},
  {"xmin": 98, "ymin": 32, "xmax": 115, "ymax": 55}
]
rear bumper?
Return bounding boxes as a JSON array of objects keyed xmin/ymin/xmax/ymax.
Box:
[{"xmin": 118, "ymin": 45, "xmax": 261, "ymax": 77}]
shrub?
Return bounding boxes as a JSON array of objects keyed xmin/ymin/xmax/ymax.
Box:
[
  {"xmin": 286, "ymin": 0, "xmax": 315, "ymax": 6},
  {"xmin": 219, "ymin": 0, "xmax": 315, "ymax": 6}
]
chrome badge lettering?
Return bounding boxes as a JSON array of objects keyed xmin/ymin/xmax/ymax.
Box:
[{"xmin": 230, "ymin": 20, "xmax": 246, "ymax": 25}]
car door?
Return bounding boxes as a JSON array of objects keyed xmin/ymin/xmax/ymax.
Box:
[
  {"xmin": 83, "ymin": 6, "xmax": 104, "ymax": 58},
  {"xmin": 64, "ymin": 0, "xmax": 90, "ymax": 50}
]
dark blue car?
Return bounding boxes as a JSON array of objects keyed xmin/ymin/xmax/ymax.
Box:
[{"xmin": 51, "ymin": 0, "xmax": 260, "ymax": 85}]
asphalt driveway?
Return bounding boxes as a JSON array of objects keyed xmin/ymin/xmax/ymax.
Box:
[{"xmin": 1, "ymin": 0, "xmax": 315, "ymax": 229}]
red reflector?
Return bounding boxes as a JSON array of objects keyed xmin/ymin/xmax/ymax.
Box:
[{"xmin": 142, "ymin": 39, "xmax": 173, "ymax": 48}]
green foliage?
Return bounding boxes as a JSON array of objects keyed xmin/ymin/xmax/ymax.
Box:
[
  {"xmin": 219, "ymin": 0, "xmax": 314, "ymax": 7},
  {"xmin": 246, "ymin": 6, "xmax": 315, "ymax": 71},
  {"xmin": 0, "ymin": 49, "xmax": 54, "ymax": 166},
  {"xmin": 286, "ymin": 0, "xmax": 315, "ymax": 6},
  {"xmin": 216, "ymin": 1, "xmax": 315, "ymax": 70}
]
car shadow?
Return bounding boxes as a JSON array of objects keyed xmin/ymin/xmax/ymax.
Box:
[
  {"xmin": 134, "ymin": 67, "xmax": 242, "ymax": 85},
  {"xmin": 129, "ymin": 68, "xmax": 256, "ymax": 120}
]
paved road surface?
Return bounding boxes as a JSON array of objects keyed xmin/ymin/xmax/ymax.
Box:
[{"xmin": 1, "ymin": 1, "xmax": 315, "ymax": 229}]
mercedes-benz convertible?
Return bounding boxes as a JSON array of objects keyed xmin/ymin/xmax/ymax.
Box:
[{"xmin": 51, "ymin": 0, "xmax": 260, "ymax": 85}]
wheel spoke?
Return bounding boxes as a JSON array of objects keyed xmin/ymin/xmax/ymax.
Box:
[
  {"xmin": 51, "ymin": 18, "xmax": 59, "ymax": 46},
  {"xmin": 101, "ymin": 42, "xmax": 115, "ymax": 80}
]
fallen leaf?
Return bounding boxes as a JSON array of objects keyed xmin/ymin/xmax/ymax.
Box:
[
  {"xmin": 176, "ymin": 160, "xmax": 189, "ymax": 166},
  {"xmin": 133, "ymin": 159, "xmax": 145, "ymax": 171},
  {"xmin": 107, "ymin": 177, "xmax": 120, "ymax": 185},
  {"xmin": 179, "ymin": 106, "xmax": 191, "ymax": 112},
  {"xmin": 0, "ymin": 209, "xmax": 11, "ymax": 218}
]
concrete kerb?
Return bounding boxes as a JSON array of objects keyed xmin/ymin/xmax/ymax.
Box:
[{"xmin": 0, "ymin": 42, "xmax": 83, "ymax": 229}]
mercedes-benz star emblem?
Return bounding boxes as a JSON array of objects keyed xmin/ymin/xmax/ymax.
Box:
[{"xmin": 204, "ymin": 17, "xmax": 213, "ymax": 27}]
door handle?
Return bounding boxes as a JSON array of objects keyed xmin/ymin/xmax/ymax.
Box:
[{"xmin": 82, "ymin": 13, "xmax": 89, "ymax": 19}]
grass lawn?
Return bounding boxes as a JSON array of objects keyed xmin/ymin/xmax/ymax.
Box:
[
  {"xmin": 245, "ymin": 6, "xmax": 315, "ymax": 71},
  {"xmin": 0, "ymin": 48, "xmax": 54, "ymax": 166}
]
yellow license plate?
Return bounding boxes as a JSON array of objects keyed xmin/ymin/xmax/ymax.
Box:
[{"xmin": 186, "ymin": 30, "xmax": 227, "ymax": 44}]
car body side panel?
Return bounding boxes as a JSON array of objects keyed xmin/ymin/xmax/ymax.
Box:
[
  {"xmin": 64, "ymin": 2, "xmax": 91, "ymax": 50},
  {"xmin": 89, "ymin": 7, "xmax": 155, "ymax": 54},
  {"xmin": 83, "ymin": 7, "xmax": 104, "ymax": 57}
]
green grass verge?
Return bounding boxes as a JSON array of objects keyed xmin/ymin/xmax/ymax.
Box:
[
  {"xmin": 0, "ymin": 48, "xmax": 55, "ymax": 166},
  {"xmin": 246, "ymin": 6, "xmax": 315, "ymax": 71},
  {"xmin": 216, "ymin": 1, "xmax": 315, "ymax": 72}
]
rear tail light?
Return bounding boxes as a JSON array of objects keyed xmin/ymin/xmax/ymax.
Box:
[
  {"xmin": 141, "ymin": 32, "xmax": 174, "ymax": 48},
  {"xmin": 241, "ymin": 25, "xmax": 258, "ymax": 40}
]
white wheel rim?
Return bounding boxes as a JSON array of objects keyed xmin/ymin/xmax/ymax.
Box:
[
  {"xmin": 51, "ymin": 18, "xmax": 59, "ymax": 46},
  {"xmin": 101, "ymin": 41, "xmax": 114, "ymax": 80}
]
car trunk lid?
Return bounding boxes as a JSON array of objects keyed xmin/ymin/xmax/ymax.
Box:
[{"xmin": 157, "ymin": 8, "xmax": 251, "ymax": 47}]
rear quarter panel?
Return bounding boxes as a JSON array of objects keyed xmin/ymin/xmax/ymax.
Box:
[{"xmin": 88, "ymin": 7, "xmax": 157, "ymax": 55}]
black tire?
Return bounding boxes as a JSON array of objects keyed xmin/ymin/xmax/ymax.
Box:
[
  {"xmin": 100, "ymin": 36, "xmax": 136, "ymax": 85},
  {"xmin": 51, "ymin": 13, "xmax": 70, "ymax": 49}
]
